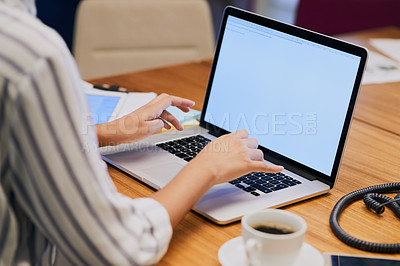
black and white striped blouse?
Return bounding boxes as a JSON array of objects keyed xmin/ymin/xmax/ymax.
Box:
[{"xmin": 0, "ymin": 2, "xmax": 172, "ymax": 265}]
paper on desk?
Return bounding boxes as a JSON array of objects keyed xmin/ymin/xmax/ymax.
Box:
[
  {"xmin": 166, "ymin": 106, "xmax": 201, "ymax": 124},
  {"xmin": 369, "ymin": 38, "xmax": 400, "ymax": 62},
  {"xmin": 85, "ymin": 88, "xmax": 156, "ymax": 120},
  {"xmin": 82, "ymin": 80, "xmax": 200, "ymax": 124},
  {"xmin": 362, "ymin": 50, "xmax": 400, "ymax": 84},
  {"xmin": 117, "ymin": 92, "xmax": 156, "ymax": 118},
  {"xmin": 82, "ymin": 80, "xmax": 156, "ymax": 123}
]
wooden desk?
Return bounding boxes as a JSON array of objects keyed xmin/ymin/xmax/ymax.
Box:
[{"xmin": 90, "ymin": 27, "xmax": 400, "ymax": 265}]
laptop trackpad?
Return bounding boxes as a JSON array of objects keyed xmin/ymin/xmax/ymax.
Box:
[{"xmin": 140, "ymin": 162, "xmax": 184, "ymax": 188}]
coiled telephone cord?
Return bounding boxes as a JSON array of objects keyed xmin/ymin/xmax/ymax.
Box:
[{"xmin": 329, "ymin": 182, "xmax": 400, "ymax": 253}]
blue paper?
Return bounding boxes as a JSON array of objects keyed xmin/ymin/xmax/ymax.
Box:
[{"xmin": 86, "ymin": 94, "xmax": 121, "ymax": 124}]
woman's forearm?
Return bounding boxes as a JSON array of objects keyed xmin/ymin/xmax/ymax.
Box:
[{"xmin": 150, "ymin": 159, "xmax": 216, "ymax": 228}]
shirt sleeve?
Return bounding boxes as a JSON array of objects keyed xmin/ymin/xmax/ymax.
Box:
[{"xmin": 7, "ymin": 15, "xmax": 172, "ymax": 265}]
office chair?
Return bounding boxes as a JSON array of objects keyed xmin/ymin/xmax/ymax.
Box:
[
  {"xmin": 73, "ymin": 0, "xmax": 215, "ymax": 79},
  {"xmin": 295, "ymin": 0, "xmax": 400, "ymax": 36}
]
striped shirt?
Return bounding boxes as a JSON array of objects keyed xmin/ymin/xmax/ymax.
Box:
[{"xmin": 0, "ymin": 2, "xmax": 172, "ymax": 265}]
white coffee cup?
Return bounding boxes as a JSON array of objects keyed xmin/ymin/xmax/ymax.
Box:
[{"xmin": 241, "ymin": 209, "xmax": 307, "ymax": 266}]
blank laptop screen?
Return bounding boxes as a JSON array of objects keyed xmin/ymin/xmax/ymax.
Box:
[{"xmin": 204, "ymin": 15, "xmax": 361, "ymax": 176}]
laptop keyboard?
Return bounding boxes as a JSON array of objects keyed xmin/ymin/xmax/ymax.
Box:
[
  {"xmin": 156, "ymin": 135, "xmax": 302, "ymax": 196},
  {"xmin": 156, "ymin": 135, "xmax": 211, "ymax": 162},
  {"xmin": 229, "ymin": 172, "xmax": 301, "ymax": 196}
]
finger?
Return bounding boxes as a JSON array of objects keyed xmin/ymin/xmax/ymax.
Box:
[
  {"xmin": 176, "ymin": 106, "xmax": 191, "ymax": 113},
  {"xmin": 146, "ymin": 119, "xmax": 164, "ymax": 133},
  {"xmin": 159, "ymin": 116, "xmax": 172, "ymax": 129},
  {"xmin": 160, "ymin": 110, "xmax": 184, "ymax": 131},
  {"xmin": 142, "ymin": 94, "xmax": 174, "ymax": 120},
  {"xmin": 232, "ymin": 129, "xmax": 249, "ymax": 139},
  {"xmin": 152, "ymin": 94, "xmax": 195, "ymax": 111},
  {"xmin": 245, "ymin": 138, "xmax": 258, "ymax": 149},
  {"xmin": 250, "ymin": 161, "xmax": 284, "ymax": 173},
  {"xmin": 147, "ymin": 94, "xmax": 195, "ymax": 119},
  {"xmin": 143, "ymin": 94, "xmax": 170, "ymax": 119},
  {"xmin": 146, "ymin": 93, "xmax": 169, "ymax": 107},
  {"xmin": 247, "ymin": 149, "xmax": 264, "ymax": 161},
  {"xmin": 170, "ymin": 95, "xmax": 195, "ymax": 108}
]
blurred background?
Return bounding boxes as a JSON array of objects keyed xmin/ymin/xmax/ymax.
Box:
[
  {"xmin": 36, "ymin": 0, "xmax": 299, "ymax": 53},
  {"xmin": 35, "ymin": 0, "xmax": 399, "ymax": 79}
]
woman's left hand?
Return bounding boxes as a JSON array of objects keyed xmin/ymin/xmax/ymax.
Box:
[{"xmin": 96, "ymin": 93, "xmax": 195, "ymax": 146}]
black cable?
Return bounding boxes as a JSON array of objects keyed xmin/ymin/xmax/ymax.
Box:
[
  {"xmin": 329, "ymin": 182, "xmax": 400, "ymax": 253},
  {"xmin": 363, "ymin": 193, "xmax": 400, "ymax": 215}
]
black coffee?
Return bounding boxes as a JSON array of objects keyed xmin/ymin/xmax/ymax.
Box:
[{"xmin": 252, "ymin": 222, "xmax": 295, "ymax": 235}]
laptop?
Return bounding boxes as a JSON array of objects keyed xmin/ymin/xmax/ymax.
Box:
[{"xmin": 100, "ymin": 6, "xmax": 367, "ymax": 224}]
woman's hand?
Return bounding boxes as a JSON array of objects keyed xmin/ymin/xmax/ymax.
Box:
[
  {"xmin": 191, "ymin": 129, "xmax": 283, "ymax": 185},
  {"xmin": 96, "ymin": 93, "xmax": 195, "ymax": 146},
  {"xmin": 152, "ymin": 129, "xmax": 283, "ymax": 227}
]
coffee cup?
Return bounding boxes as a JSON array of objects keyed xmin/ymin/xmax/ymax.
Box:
[{"xmin": 241, "ymin": 209, "xmax": 307, "ymax": 266}]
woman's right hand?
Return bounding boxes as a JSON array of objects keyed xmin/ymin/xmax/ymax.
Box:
[
  {"xmin": 190, "ymin": 129, "xmax": 284, "ymax": 186},
  {"xmin": 152, "ymin": 129, "xmax": 283, "ymax": 227}
]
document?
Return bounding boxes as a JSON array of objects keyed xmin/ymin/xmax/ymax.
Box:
[
  {"xmin": 362, "ymin": 50, "xmax": 400, "ymax": 85},
  {"xmin": 369, "ymin": 38, "xmax": 400, "ymax": 62},
  {"xmin": 85, "ymin": 92, "xmax": 124, "ymax": 124}
]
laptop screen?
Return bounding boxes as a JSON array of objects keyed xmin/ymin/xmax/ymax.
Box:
[{"xmin": 201, "ymin": 9, "xmax": 366, "ymax": 185}]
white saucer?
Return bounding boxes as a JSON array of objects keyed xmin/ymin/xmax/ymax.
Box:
[{"xmin": 218, "ymin": 236, "xmax": 324, "ymax": 266}]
